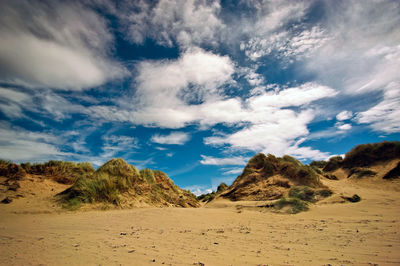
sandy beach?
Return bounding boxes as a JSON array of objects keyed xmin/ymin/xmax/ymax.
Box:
[{"xmin": 1, "ymin": 178, "xmax": 399, "ymax": 266}]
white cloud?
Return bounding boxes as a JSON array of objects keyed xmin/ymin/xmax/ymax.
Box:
[
  {"xmin": 182, "ymin": 185, "xmax": 212, "ymax": 196},
  {"xmin": 239, "ymin": 1, "xmax": 313, "ymax": 61},
  {"xmin": 201, "ymin": 83, "xmax": 337, "ymax": 160},
  {"xmin": 135, "ymin": 48, "xmax": 234, "ymax": 105},
  {"xmin": 248, "ymin": 83, "xmax": 337, "ymax": 109},
  {"xmin": 101, "ymin": 135, "xmax": 139, "ymax": 159},
  {"xmin": 335, "ymin": 122, "xmax": 352, "ymax": 131},
  {"xmin": 336, "ymin": 110, "xmax": 353, "ymax": 121},
  {"xmin": 0, "ymin": 87, "xmax": 31, "ymax": 118},
  {"xmin": 151, "ymin": 132, "xmax": 190, "ymax": 145},
  {"xmin": 0, "ymin": 1, "xmax": 127, "ymax": 90},
  {"xmin": 204, "ymin": 109, "xmax": 318, "ymax": 158},
  {"xmin": 222, "ymin": 168, "xmax": 243, "ymax": 175},
  {"xmin": 97, "ymin": 48, "xmax": 236, "ymax": 128},
  {"xmin": 88, "ymin": 80, "xmax": 337, "ymax": 160},
  {"xmin": 0, "ymin": 122, "xmax": 65, "ymax": 161},
  {"xmin": 200, "ymin": 155, "xmax": 248, "ymax": 166},
  {"xmin": 298, "ymin": 1, "xmax": 400, "ymax": 132},
  {"xmin": 356, "ymin": 83, "xmax": 400, "ymax": 133},
  {"xmin": 121, "ymin": 0, "xmax": 224, "ymax": 49}
]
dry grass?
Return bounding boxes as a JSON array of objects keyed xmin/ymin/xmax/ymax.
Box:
[
  {"xmin": 342, "ymin": 141, "xmax": 400, "ymax": 168},
  {"xmin": 222, "ymin": 153, "xmax": 324, "ymax": 202},
  {"xmin": 198, "ymin": 182, "xmax": 229, "ymax": 203},
  {"xmin": 58, "ymin": 158, "xmax": 199, "ymax": 209},
  {"xmin": 0, "ymin": 160, "xmax": 26, "ymax": 180}
]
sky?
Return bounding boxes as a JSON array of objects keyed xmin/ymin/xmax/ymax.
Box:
[{"xmin": 0, "ymin": 0, "xmax": 399, "ymax": 195}]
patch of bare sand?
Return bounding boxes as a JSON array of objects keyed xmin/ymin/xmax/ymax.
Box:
[
  {"xmin": 0, "ymin": 175, "xmax": 69, "ymax": 214},
  {"xmin": 1, "ymin": 176, "xmax": 400, "ymax": 265}
]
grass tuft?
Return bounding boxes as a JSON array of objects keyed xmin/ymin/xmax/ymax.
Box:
[
  {"xmin": 348, "ymin": 168, "xmax": 376, "ymax": 178},
  {"xmin": 323, "ymin": 156, "xmax": 343, "ymax": 172},
  {"xmin": 274, "ymin": 197, "xmax": 309, "ymax": 214}
]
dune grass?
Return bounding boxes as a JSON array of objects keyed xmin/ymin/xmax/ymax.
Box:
[
  {"xmin": 58, "ymin": 159, "xmax": 140, "ymax": 207},
  {"xmin": 197, "ymin": 182, "xmax": 229, "ymax": 202},
  {"xmin": 347, "ymin": 168, "xmax": 376, "ymax": 178},
  {"xmin": 58, "ymin": 158, "xmax": 199, "ymax": 209},
  {"xmin": 342, "ymin": 141, "xmax": 400, "ymax": 168},
  {"xmin": 310, "ymin": 160, "xmax": 328, "ymax": 169},
  {"xmin": 289, "ymin": 186, "xmax": 333, "ymax": 202},
  {"xmin": 289, "ymin": 186, "xmax": 315, "ymax": 202},
  {"xmin": 272, "ymin": 186, "xmax": 333, "ymax": 214},
  {"xmin": 0, "ymin": 160, "xmax": 26, "ymax": 180},
  {"xmin": 20, "ymin": 160, "xmax": 94, "ymax": 184},
  {"xmin": 274, "ymin": 197, "xmax": 309, "ymax": 214},
  {"xmin": 240, "ymin": 153, "xmax": 322, "ymax": 187},
  {"xmin": 323, "ymin": 156, "xmax": 343, "ymax": 172}
]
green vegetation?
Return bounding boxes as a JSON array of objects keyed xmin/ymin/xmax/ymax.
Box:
[
  {"xmin": 240, "ymin": 153, "xmax": 322, "ymax": 187},
  {"xmin": 316, "ymin": 188, "xmax": 333, "ymax": 198},
  {"xmin": 198, "ymin": 182, "xmax": 229, "ymax": 203},
  {"xmin": 140, "ymin": 168, "xmax": 155, "ymax": 184},
  {"xmin": 197, "ymin": 192, "xmax": 217, "ymax": 202},
  {"xmin": 342, "ymin": 141, "xmax": 400, "ymax": 168},
  {"xmin": 347, "ymin": 167, "xmax": 376, "ymax": 178},
  {"xmin": 289, "ymin": 186, "xmax": 333, "ymax": 202},
  {"xmin": 217, "ymin": 182, "xmax": 228, "ymax": 193},
  {"xmin": 310, "ymin": 160, "xmax": 328, "ymax": 169},
  {"xmin": 272, "ymin": 186, "xmax": 333, "ymax": 214},
  {"xmin": 33, "ymin": 161, "xmax": 93, "ymax": 184},
  {"xmin": 282, "ymin": 155, "xmax": 303, "ymax": 167},
  {"xmin": 323, "ymin": 156, "xmax": 343, "ymax": 172},
  {"xmin": 4, "ymin": 160, "xmax": 95, "ymax": 184},
  {"xmin": 58, "ymin": 158, "xmax": 199, "ymax": 209},
  {"xmin": 323, "ymin": 173, "xmax": 338, "ymax": 180},
  {"xmin": 0, "ymin": 160, "xmax": 26, "ymax": 180},
  {"xmin": 289, "ymin": 186, "xmax": 315, "ymax": 202},
  {"xmin": 274, "ymin": 197, "xmax": 309, "ymax": 214},
  {"xmin": 59, "ymin": 159, "xmax": 142, "ymax": 207}
]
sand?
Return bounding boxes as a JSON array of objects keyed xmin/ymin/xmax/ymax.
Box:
[{"xmin": 1, "ymin": 177, "xmax": 400, "ymax": 265}]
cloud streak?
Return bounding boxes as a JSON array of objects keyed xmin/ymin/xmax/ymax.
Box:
[{"xmin": 151, "ymin": 132, "xmax": 191, "ymax": 145}]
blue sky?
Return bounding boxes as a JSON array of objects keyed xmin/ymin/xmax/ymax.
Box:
[{"xmin": 0, "ymin": 0, "xmax": 399, "ymax": 195}]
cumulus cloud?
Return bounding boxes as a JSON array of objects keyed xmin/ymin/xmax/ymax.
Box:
[
  {"xmin": 203, "ymin": 83, "xmax": 337, "ymax": 160},
  {"xmin": 91, "ymin": 48, "xmax": 235, "ymax": 128},
  {"xmin": 120, "ymin": 0, "xmax": 224, "ymax": 49},
  {"xmin": 200, "ymin": 155, "xmax": 248, "ymax": 166},
  {"xmin": 88, "ymin": 78, "xmax": 337, "ymax": 159},
  {"xmin": 135, "ymin": 48, "xmax": 234, "ymax": 105},
  {"xmin": 335, "ymin": 122, "xmax": 352, "ymax": 131},
  {"xmin": 336, "ymin": 110, "xmax": 353, "ymax": 121},
  {"xmin": 151, "ymin": 132, "xmax": 190, "ymax": 145},
  {"xmin": 238, "ymin": 1, "xmax": 400, "ymax": 134},
  {"xmin": 0, "ymin": 1, "xmax": 127, "ymax": 90}
]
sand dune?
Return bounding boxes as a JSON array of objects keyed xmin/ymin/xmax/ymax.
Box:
[{"xmin": 1, "ymin": 176, "xmax": 400, "ymax": 265}]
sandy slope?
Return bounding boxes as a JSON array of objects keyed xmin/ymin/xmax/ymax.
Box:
[{"xmin": 1, "ymin": 177, "xmax": 400, "ymax": 265}]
